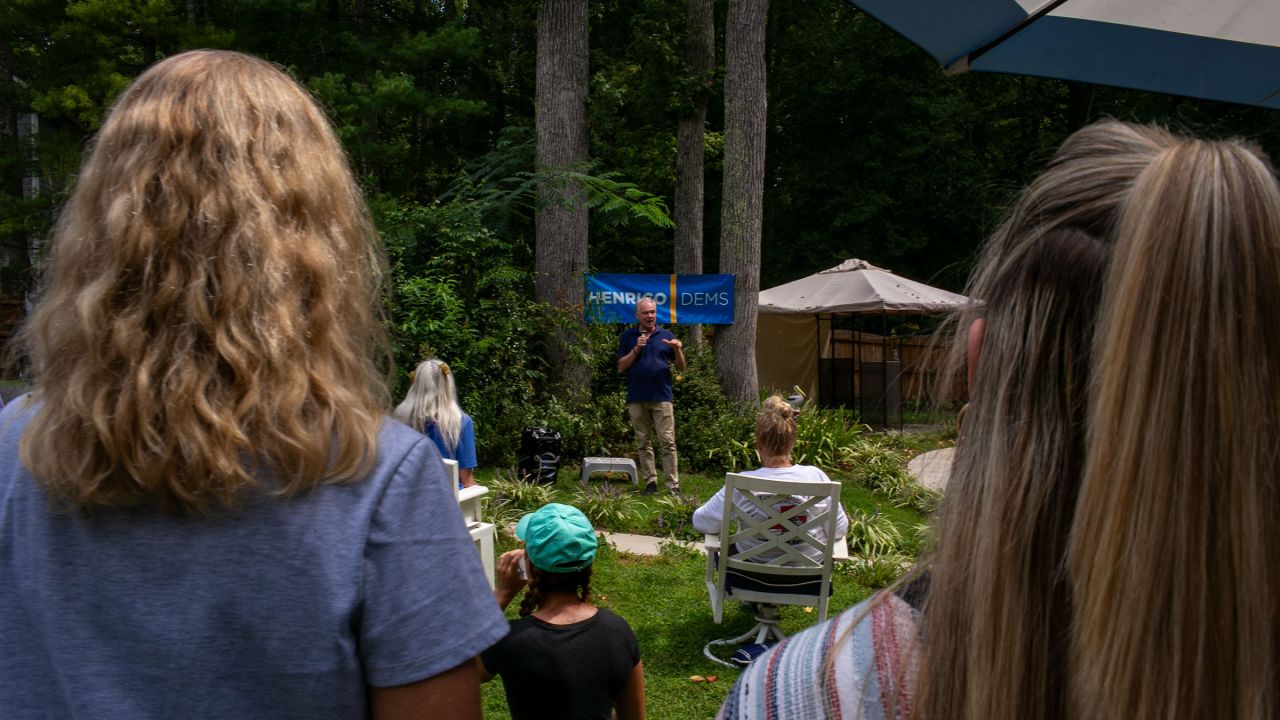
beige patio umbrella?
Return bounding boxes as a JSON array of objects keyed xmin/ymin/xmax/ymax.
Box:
[{"xmin": 758, "ymin": 258, "xmax": 968, "ymax": 315}]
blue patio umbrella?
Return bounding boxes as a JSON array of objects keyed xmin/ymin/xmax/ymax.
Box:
[{"xmin": 851, "ymin": 0, "xmax": 1280, "ymax": 109}]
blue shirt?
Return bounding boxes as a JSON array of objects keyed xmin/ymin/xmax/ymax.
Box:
[
  {"xmin": 424, "ymin": 412, "xmax": 477, "ymax": 470},
  {"xmin": 0, "ymin": 396, "xmax": 508, "ymax": 719},
  {"xmin": 618, "ymin": 326, "xmax": 677, "ymax": 403}
]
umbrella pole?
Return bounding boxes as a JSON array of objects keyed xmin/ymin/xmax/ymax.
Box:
[{"xmin": 814, "ymin": 314, "xmax": 822, "ymax": 409}]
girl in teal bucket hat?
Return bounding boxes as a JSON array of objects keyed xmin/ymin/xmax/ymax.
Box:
[{"xmin": 479, "ymin": 503, "xmax": 646, "ymax": 719}]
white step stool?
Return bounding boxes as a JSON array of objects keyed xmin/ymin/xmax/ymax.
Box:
[{"xmin": 580, "ymin": 456, "xmax": 639, "ymax": 487}]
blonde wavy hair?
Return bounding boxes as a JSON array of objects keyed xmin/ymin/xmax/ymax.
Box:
[
  {"xmin": 392, "ymin": 358, "xmax": 463, "ymax": 450},
  {"xmin": 17, "ymin": 50, "xmax": 390, "ymax": 515},
  {"xmin": 754, "ymin": 394, "xmax": 796, "ymax": 461}
]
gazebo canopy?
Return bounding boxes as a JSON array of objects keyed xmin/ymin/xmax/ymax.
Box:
[{"xmin": 758, "ymin": 259, "xmax": 968, "ymax": 315}]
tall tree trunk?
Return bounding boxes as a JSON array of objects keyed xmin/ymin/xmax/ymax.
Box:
[
  {"xmin": 0, "ymin": 36, "xmax": 13, "ymax": 142},
  {"xmin": 535, "ymin": 0, "xmax": 590, "ymax": 398},
  {"xmin": 674, "ymin": 0, "xmax": 714, "ymax": 347},
  {"xmin": 716, "ymin": 0, "xmax": 767, "ymax": 404},
  {"xmin": 0, "ymin": 36, "xmax": 18, "ymax": 272}
]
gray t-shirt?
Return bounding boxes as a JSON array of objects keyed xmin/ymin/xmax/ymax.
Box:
[{"xmin": 0, "ymin": 396, "xmax": 507, "ymax": 718}]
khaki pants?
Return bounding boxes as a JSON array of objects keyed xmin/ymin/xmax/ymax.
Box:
[{"xmin": 628, "ymin": 401, "xmax": 679, "ymax": 491}]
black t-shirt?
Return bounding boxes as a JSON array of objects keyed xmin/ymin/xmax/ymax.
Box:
[{"xmin": 481, "ymin": 608, "xmax": 640, "ymax": 720}]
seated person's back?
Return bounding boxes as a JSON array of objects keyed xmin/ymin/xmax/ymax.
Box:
[{"xmin": 693, "ymin": 396, "xmax": 849, "ymax": 564}]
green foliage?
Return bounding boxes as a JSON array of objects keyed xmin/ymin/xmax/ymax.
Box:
[
  {"xmin": 844, "ymin": 435, "xmax": 947, "ymax": 512},
  {"xmin": 839, "ymin": 507, "xmax": 916, "ymax": 589},
  {"xmin": 848, "ymin": 442, "xmax": 942, "ymax": 514},
  {"xmin": 442, "ymin": 129, "xmax": 675, "ymax": 233},
  {"xmin": 572, "ymin": 482, "xmax": 645, "ymax": 527},
  {"xmin": 567, "ymin": 168, "xmax": 675, "ymax": 230},
  {"xmin": 793, "ymin": 406, "xmax": 868, "ymax": 470},
  {"xmin": 784, "ymin": 402, "xmax": 944, "ymax": 514},
  {"xmin": 673, "ymin": 344, "xmax": 755, "ymax": 473},
  {"xmin": 837, "ymin": 554, "xmax": 913, "ymax": 591},
  {"xmin": 376, "ymin": 194, "xmax": 550, "ymax": 464},
  {"xmin": 705, "ymin": 437, "xmax": 756, "ymax": 473},
  {"xmin": 483, "ymin": 472, "xmax": 555, "ymax": 533},
  {"xmin": 846, "ymin": 507, "xmax": 906, "ymax": 558},
  {"xmin": 651, "ymin": 492, "xmax": 701, "ymax": 541},
  {"xmin": 526, "ymin": 392, "xmax": 633, "ymax": 463}
]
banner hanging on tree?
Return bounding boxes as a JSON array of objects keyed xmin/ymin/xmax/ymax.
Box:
[{"xmin": 584, "ymin": 273, "xmax": 735, "ymax": 324}]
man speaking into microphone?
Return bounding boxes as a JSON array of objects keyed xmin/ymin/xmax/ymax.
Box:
[{"xmin": 616, "ymin": 298, "xmax": 684, "ymax": 495}]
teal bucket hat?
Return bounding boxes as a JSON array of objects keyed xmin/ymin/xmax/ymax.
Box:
[{"xmin": 515, "ymin": 503, "xmax": 598, "ymax": 573}]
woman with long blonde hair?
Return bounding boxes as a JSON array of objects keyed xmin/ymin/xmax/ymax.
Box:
[
  {"xmin": 0, "ymin": 50, "xmax": 505, "ymax": 719},
  {"xmin": 394, "ymin": 358, "xmax": 478, "ymax": 487},
  {"xmin": 718, "ymin": 120, "xmax": 1280, "ymax": 720}
]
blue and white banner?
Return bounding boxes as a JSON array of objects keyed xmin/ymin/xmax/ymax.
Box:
[{"xmin": 585, "ymin": 273, "xmax": 735, "ymax": 324}]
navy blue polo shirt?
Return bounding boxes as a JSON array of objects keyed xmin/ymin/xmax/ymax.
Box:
[{"xmin": 618, "ymin": 326, "xmax": 677, "ymax": 403}]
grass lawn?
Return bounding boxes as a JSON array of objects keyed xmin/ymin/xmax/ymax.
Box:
[
  {"xmin": 471, "ymin": 430, "xmax": 943, "ymax": 719},
  {"xmin": 0, "ymin": 379, "xmax": 27, "ymax": 404}
]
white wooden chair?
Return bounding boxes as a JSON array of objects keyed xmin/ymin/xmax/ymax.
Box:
[
  {"xmin": 703, "ymin": 472, "xmax": 843, "ymax": 663},
  {"xmin": 447, "ymin": 459, "xmax": 496, "ymax": 588}
]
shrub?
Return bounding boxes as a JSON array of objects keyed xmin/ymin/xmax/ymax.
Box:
[
  {"xmin": 846, "ymin": 507, "xmax": 906, "ymax": 558},
  {"xmin": 651, "ymin": 492, "xmax": 702, "ymax": 541},
  {"xmin": 671, "ymin": 344, "xmax": 754, "ymax": 473},
  {"xmin": 793, "ymin": 405, "xmax": 867, "ymax": 470},
  {"xmin": 483, "ymin": 471, "xmax": 555, "ymax": 533},
  {"xmin": 515, "ymin": 328, "xmax": 753, "ymax": 475},
  {"xmin": 376, "ymin": 195, "xmax": 552, "ymax": 465},
  {"xmin": 837, "ymin": 554, "xmax": 913, "ymax": 590},
  {"xmin": 840, "ymin": 507, "xmax": 917, "ymax": 589},
  {"xmin": 844, "ymin": 436, "xmax": 942, "ymax": 513},
  {"xmin": 572, "ymin": 481, "xmax": 645, "ymax": 527}
]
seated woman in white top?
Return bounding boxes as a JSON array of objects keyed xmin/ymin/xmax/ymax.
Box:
[{"xmin": 693, "ymin": 395, "xmax": 848, "ymax": 564}]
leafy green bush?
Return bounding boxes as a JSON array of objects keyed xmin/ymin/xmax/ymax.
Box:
[
  {"xmin": 671, "ymin": 344, "xmax": 754, "ymax": 473},
  {"xmin": 651, "ymin": 492, "xmax": 702, "ymax": 541},
  {"xmin": 507, "ymin": 327, "xmax": 752, "ymax": 475},
  {"xmin": 483, "ymin": 472, "xmax": 555, "ymax": 533},
  {"xmin": 572, "ymin": 482, "xmax": 645, "ymax": 527},
  {"xmin": 846, "ymin": 507, "xmax": 906, "ymax": 557},
  {"xmin": 848, "ymin": 445, "xmax": 941, "ymax": 513},
  {"xmin": 837, "ymin": 554, "xmax": 914, "ymax": 590},
  {"xmin": 793, "ymin": 405, "xmax": 867, "ymax": 470},
  {"xmin": 838, "ymin": 507, "xmax": 917, "ymax": 589},
  {"xmin": 376, "ymin": 195, "xmax": 553, "ymax": 465}
]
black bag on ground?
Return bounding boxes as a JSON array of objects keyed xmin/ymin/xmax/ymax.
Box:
[{"xmin": 517, "ymin": 427, "xmax": 561, "ymax": 484}]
